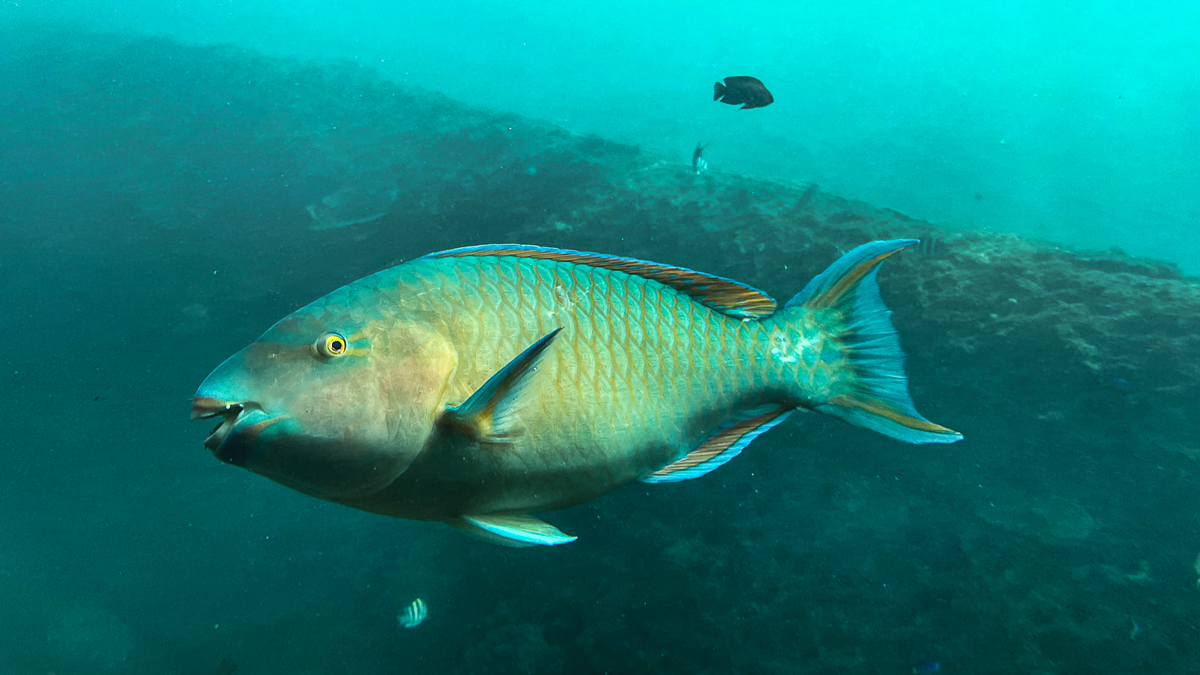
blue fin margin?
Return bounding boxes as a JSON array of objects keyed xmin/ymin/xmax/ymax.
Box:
[
  {"xmin": 425, "ymin": 243, "xmax": 777, "ymax": 319},
  {"xmin": 641, "ymin": 406, "xmax": 793, "ymax": 483},
  {"xmin": 791, "ymin": 239, "xmax": 962, "ymax": 444},
  {"xmin": 450, "ymin": 514, "xmax": 577, "ymax": 547}
]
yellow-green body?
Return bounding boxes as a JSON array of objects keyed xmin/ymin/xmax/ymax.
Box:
[
  {"xmin": 346, "ymin": 253, "xmax": 834, "ymax": 519},
  {"xmin": 192, "ymin": 242, "xmax": 960, "ymax": 545}
]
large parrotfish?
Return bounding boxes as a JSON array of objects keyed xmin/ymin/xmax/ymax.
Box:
[{"xmin": 191, "ymin": 240, "xmax": 961, "ymax": 546}]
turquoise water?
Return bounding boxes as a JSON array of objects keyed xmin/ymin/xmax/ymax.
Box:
[
  {"xmin": 1, "ymin": 3, "xmax": 1199, "ymax": 674},
  {"xmin": 13, "ymin": 1, "xmax": 1200, "ymax": 272}
]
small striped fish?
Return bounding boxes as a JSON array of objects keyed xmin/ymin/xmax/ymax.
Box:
[
  {"xmin": 192, "ymin": 240, "xmax": 960, "ymax": 546},
  {"xmin": 398, "ymin": 598, "xmax": 427, "ymax": 629}
]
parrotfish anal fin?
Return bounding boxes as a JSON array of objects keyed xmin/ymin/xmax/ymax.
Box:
[
  {"xmin": 642, "ymin": 406, "xmax": 793, "ymax": 483},
  {"xmin": 789, "ymin": 240, "xmax": 962, "ymax": 444},
  {"xmin": 450, "ymin": 514, "xmax": 577, "ymax": 547},
  {"xmin": 432, "ymin": 244, "xmax": 777, "ymax": 319},
  {"xmin": 440, "ymin": 328, "xmax": 562, "ymax": 444}
]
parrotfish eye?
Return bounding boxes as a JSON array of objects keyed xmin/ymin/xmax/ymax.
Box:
[{"xmin": 315, "ymin": 332, "xmax": 348, "ymax": 359}]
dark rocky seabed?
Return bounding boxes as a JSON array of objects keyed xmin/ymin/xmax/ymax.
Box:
[{"xmin": 1, "ymin": 28, "xmax": 1198, "ymax": 675}]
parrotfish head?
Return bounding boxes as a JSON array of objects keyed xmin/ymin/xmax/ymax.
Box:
[{"xmin": 191, "ymin": 283, "xmax": 456, "ymax": 503}]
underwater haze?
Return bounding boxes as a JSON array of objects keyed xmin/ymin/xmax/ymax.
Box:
[
  {"xmin": 13, "ymin": 0, "xmax": 1200, "ymax": 273},
  {"xmin": 2, "ymin": 2, "xmax": 1200, "ymax": 675}
]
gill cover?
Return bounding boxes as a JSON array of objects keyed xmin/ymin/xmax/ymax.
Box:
[{"xmin": 194, "ymin": 288, "xmax": 458, "ymax": 503}]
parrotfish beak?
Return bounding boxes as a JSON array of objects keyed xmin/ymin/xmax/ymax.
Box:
[
  {"xmin": 189, "ymin": 396, "xmax": 285, "ymax": 466},
  {"xmin": 191, "ymin": 330, "xmax": 418, "ymax": 503}
]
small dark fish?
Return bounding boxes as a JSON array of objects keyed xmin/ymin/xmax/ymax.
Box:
[
  {"xmin": 713, "ymin": 76, "xmax": 774, "ymax": 109},
  {"xmin": 215, "ymin": 657, "xmax": 238, "ymax": 675},
  {"xmin": 912, "ymin": 662, "xmax": 940, "ymax": 675},
  {"xmin": 692, "ymin": 142, "xmax": 708, "ymax": 174}
]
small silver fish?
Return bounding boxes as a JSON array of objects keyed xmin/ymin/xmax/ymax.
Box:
[
  {"xmin": 397, "ymin": 598, "xmax": 427, "ymax": 629},
  {"xmin": 692, "ymin": 142, "xmax": 708, "ymax": 174}
]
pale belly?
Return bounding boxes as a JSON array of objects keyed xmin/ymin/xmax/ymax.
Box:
[{"xmin": 343, "ymin": 421, "xmax": 678, "ymax": 520}]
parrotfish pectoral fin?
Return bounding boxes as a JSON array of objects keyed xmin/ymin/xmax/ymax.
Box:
[
  {"xmin": 449, "ymin": 514, "xmax": 577, "ymax": 547},
  {"xmin": 440, "ymin": 328, "xmax": 562, "ymax": 444},
  {"xmin": 790, "ymin": 240, "xmax": 962, "ymax": 444},
  {"xmin": 642, "ymin": 406, "xmax": 792, "ymax": 483}
]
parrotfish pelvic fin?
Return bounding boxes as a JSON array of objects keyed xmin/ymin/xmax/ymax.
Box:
[
  {"xmin": 431, "ymin": 244, "xmax": 777, "ymax": 319},
  {"xmin": 439, "ymin": 328, "xmax": 562, "ymax": 444},
  {"xmin": 642, "ymin": 405, "xmax": 793, "ymax": 483},
  {"xmin": 789, "ymin": 239, "xmax": 962, "ymax": 444},
  {"xmin": 449, "ymin": 514, "xmax": 577, "ymax": 547}
]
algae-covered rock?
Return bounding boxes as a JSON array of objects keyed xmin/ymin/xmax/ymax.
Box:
[
  {"xmin": 3, "ymin": 27, "xmax": 1200, "ymax": 675},
  {"xmin": 977, "ymin": 494, "xmax": 1097, "ymax": 545},
  {"xmin": 46, "ymin": 604, "xmax": 136, "ymax": 672},
  {"xmin": 0, "ymin": 579, "xmax": 135, "ymax": 674}
]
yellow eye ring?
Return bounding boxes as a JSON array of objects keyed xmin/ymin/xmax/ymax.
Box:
[{"xmin": 316, "ymin": 333, "xmax": 348, "ymax": 358}]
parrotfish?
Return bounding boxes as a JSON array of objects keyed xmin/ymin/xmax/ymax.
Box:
[{"xmin": 192, "ymin": 241, "xmax": 961, "ymax": 546}]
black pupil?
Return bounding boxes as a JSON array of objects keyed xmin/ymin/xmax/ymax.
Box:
[{"xmin": 330, "ymin": 339, "xmax": 343, "ymax": 352}]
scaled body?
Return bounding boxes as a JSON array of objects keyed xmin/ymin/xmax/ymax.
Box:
[{"xmin": 192, "ymin": 242, "xmax": 960, "ymax": 545}]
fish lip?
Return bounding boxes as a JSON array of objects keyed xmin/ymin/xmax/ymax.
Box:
[{"xmin": 190, "ymin": 397, "xmax": 264, "ymax": 452}]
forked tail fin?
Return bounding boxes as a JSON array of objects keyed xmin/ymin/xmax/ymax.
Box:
[{"xmin": 789, "ymin": 239, "xmax": 962, "ymax": 444}]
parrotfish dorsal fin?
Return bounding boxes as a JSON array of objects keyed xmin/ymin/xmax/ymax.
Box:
[
  {"xmin": 439, "ymin": 328, "xmax": 562, "ymax": 444},
  {"xmin": 431, "ymin": 244, "xmax": 777, "ymax": 319},
  {"xmin": 450, "ymin": 514, "xmax": 577, "ymax": 547},
  {"xmin": 641, "ymin": 406, "xmax": 793, "ymax": 483}
]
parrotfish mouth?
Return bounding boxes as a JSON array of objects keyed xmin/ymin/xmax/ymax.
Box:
[{"xmin": 190, "ymin": 396, "xmax": 266, "ymax": 456}]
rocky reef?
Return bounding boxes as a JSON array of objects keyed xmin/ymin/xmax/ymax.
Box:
[{"xmin": 2, "ymin": 26, "xmax": 1198, "ymax": 675}]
